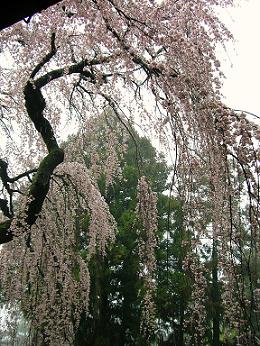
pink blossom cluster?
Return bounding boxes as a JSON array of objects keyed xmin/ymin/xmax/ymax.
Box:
[{"xmin": 137, "ymin": 176, "xmax": 158, "ymax": 335}]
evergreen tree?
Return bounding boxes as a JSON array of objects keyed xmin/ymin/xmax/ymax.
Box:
[{"xmin": 74, "ymin": 119, "xmax": 194, "ymax": 345}]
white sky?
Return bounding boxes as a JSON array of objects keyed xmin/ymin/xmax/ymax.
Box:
[{"xmin": 219, "ymin": 0, "xmax": 260, "ymax": 116}]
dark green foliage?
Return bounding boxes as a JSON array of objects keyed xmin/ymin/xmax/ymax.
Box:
[
  {"xmin": 74, "ymin": 123, "xmax": 195, "ymax": 345},
  {"xmin": 73, "ymin": 117, "xmax": 242, "ymax": 346}
]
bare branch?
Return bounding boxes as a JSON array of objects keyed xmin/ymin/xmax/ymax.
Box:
[
  {"xmin": 30, "ymin": 32, "xmax": 57, "ymax": 79},
  {"xmin": 35, "ymin": 54, "xmax": 115, "ymax": 89}
]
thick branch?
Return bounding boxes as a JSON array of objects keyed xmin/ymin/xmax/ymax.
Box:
[
  {"xmin": 0, "ymin": 33, "xmax": 116, "ymax": 244},
  {"xmin": 0, "ymin": 159, "xmax": 14, "ymax": 216},
  {"xmin": 24, "ymin": 82, "xmax": 59, "ymax": 152},
  {"xmin": 34, "ymin": 55, "xmax": 114, "ymax": 89},
  {"xmin": 25, "ymin": 148, "xmax": 64, "ymax": 226},
  {"xmin": 0, "ymin": 159, "xmax": 36, "ymax": 184},
  {"xmin": 0, "ymin": 199, "xmax": 12, "ymax": 218},
  {"xmin": 0, "ymin": 219, "xmax": 12, "ymax": 243},
  {"xmin": 9, "ymin": 168, "xmax": 37, "ymax": 183},
  {"xmin": 0, "ymin": 42, "xmax": 64, "ymax": 244},
  {"xmin": 0, "ymin": 83, "xmax": 64, "ymax": 244},
  {"xmin": 30, "ymin": 32, "xmax": 57, "ymax": 79},
  {"xmin": 0, "ymin": 159, "xmax": 10, "ymax": 191},
  {"xmin": 0, "ymin": 149, "xmax": 63, "ymax": 244},
  {"xmin": 23, "ymin": 82, "xmax": 64, "ymax": 232},
  {"xmin": 35, "ymin": 62, "xmax": 95, "ymax": 89}
]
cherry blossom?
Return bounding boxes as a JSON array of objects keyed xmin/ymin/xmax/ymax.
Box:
[{"xmin": 0, "ymin": 0, "xmax": 259, "ymax": 343}]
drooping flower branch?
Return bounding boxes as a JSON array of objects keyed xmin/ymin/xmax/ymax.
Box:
[
  {"xmin": 0, "ymin": 162, "xmax": 116, "ymax": 343},
  {"xmin": 0, "ymin": 0, "xmax": 259, "ymax": 343},
  {"xmin": 136, "ymin": 176, "xmax": 158, "ymax": 336}
]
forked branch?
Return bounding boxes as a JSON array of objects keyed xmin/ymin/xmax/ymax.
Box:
[{"xmin": 0, "ymin": 34, "xmax": 64, "ymax": 245}]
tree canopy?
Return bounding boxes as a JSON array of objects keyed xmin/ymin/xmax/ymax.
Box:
[{"xmin": 0, "ymin": 1, "xmax": 259, "ymax": 345}]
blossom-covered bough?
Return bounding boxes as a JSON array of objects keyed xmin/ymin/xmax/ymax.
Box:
[{"xmin": 0, "ymin": 0, "xmax": 259, "ymax": 344}]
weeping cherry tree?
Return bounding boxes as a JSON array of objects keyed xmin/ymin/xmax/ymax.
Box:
[{"xmin": 0, "ymin": 0, "xmax": 259, "ymax": 344}]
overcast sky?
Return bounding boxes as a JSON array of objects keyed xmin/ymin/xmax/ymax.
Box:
[{"xmin": 219, "ymin": 0, "xmax": 260, "ymax": 116}]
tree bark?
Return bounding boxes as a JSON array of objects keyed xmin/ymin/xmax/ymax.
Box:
[{"xmin": 0, "ymin": 82, "xmax": 64, "ymax": 244}]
